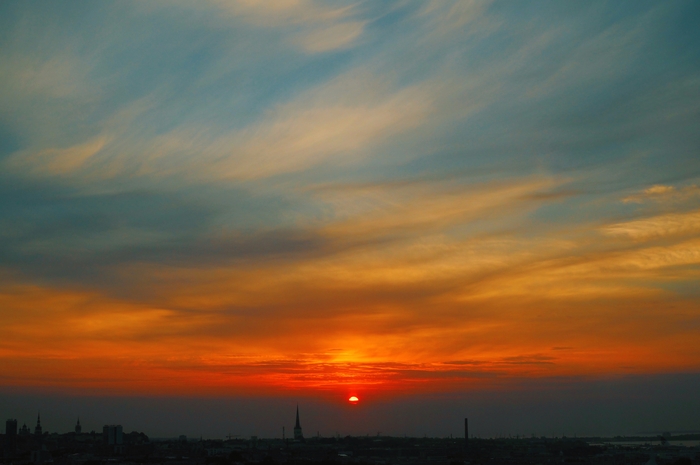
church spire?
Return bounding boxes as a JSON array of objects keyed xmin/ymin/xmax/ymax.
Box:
[
  {"xmin": 34, "ymin": 412, "xmax": 42, "ymax": 436},
  {"xmin": 293, "ymin": 405, "xmax": 303, "ymax": 440}
]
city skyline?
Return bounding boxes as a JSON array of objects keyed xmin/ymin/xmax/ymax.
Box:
[
  {"xmin": 6, "ymin": 408, "xmax": 696, "ymax": 465},
  {"xmin": 4, "ymin": 404, "xmax": 698, "ymax": 441},
  {"xmin": 3, "ymin": 378, "xmax": 699, "ymax": 439},
  {"xmin": 1, "ymin": 0, "xmax": 699, "ymax": 438}
]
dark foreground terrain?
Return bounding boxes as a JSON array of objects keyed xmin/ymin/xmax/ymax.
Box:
[{"xmin": 3, "ymin": 430, "xmax": 699, "ymax": 465}]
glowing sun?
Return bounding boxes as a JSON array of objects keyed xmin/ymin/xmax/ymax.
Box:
[{"xmin": 348, "ymin": 396, "xmax": 359, "ymax": 403}]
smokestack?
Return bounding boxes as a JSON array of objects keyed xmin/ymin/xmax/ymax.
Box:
[{"xmin": 464, "ymin": 418, "xmax": 468, "ymax": 450}]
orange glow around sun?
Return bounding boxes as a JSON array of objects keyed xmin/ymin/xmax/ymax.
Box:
[{"xmin": 2, "ymin": 0, "xmax": 700, "ymax": 407}]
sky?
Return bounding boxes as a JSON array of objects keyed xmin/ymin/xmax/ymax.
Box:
[{"xmin": 1, "ymin": 0, "xmax": 700, "ymax": 438}]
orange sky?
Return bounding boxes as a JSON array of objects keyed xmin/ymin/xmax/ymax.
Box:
[
  {"xmin": 1, "ymin": 1, "xmax": 699, "ymax": 405},
  {"xmin": 2, "ymin": 179, "xmax": 699, "ymax": 397}
]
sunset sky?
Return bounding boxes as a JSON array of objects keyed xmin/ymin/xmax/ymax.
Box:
[{"xmin": 1, "ymin": 0, "xmax": 700, "ymax": 437}]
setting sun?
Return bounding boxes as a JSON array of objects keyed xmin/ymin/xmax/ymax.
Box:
[{"xmin": 1, "ymin": 0, "xmax": 699, "ymax": 441}]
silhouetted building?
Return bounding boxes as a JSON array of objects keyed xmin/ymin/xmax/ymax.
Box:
[
  {"xmin": 294, "ymin": 405, "xmax": 303, "ymax": 440},
  {"xmin": 20, "ymin": 423, "xmax": 30, "ymax": 436},
  {"xmin": 103, "ymin": 425, "xmax": 123, "ymax": 445},
  {"xmin": 34, "ymin": 413, "xmax": 42, "ymax": 437},
  {"xmin": 31, "ymin": 449, "xmax": 52, "ymax": 464},
  {"xmin": 5, "ymin": 419, "xmax": 17, "ymax": 459},
  {"xmin": 75, "ymin": 417, "xmax": 82, "ymax": 434},
  {"xmin": 464, "ymin": 418, "xmax": 469, "ymax": 447},
  {"xmin": 464, "ymin": 417, "xmax": 469, "ymax": 450},
  {"xmin": 5, "ymin": 418, "xmax": 17, "ymax": 436}
]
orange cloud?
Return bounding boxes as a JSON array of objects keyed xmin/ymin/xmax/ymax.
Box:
[
  {"xmin": 1, "ymin": 175, "xmax": 699, "ymax": 397},
  {"xmin": 603, "ymin": 209, "xmax": 700, "ymax": 241},
  {"xmin": 622, "ymin": 184, "xmax": 700, "ymax": 204}
]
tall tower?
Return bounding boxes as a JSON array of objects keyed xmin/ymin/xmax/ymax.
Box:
[
  {"xmin": 5, "ymin": 419, "xmax": 18, "ymax": 459},
  {"xmin": 34, "ymin": 413, "xmax": 42, "ymax": 437},
  {"xmin": 5, "ymin": 419, "xmax": 17, "ymax": 436},
  {"xmin": 464, "ymin": 418, "xmax": 468, "ymax": 451},
  {"xmin": 75, "ymin": 418, "xmax": 82, "ymax": 434},
  {"xmin": 103, "ymin": 425, "xmax": 123, "ymax": 445},
  {"xmin": 293, "ymin": 405, "xmax": 303, "ymax": 440}
]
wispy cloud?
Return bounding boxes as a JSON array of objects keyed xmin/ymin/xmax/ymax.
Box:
[
  {"xmin": 603, "ymin": 210, "xmax": 700, "ymax": 241},
  {"xmin": 157, "ymin": 0, "xmax": 367, "ymax": 53},
  {"xmin": 3, "ymin": 71, "xmax": 432, "ymax": 182},
  {"xmin": 5, "ymin": 137, "xmax": 109, "ymax": 176},
  {"xmin": 1, "ymin": 0, "xmax": 699, "ymax": 397},
  {"xmin": 205, "ymin": 75, "xmax": 431, "ymax": 179},
  {"xmin": 623, "ymin": 184, "xmax": 700, "ymax": 204}
]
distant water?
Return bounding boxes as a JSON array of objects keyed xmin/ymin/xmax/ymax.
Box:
[{"xmin": 603, "ymin": 440, "xmax": 700, "ymax": 447}]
